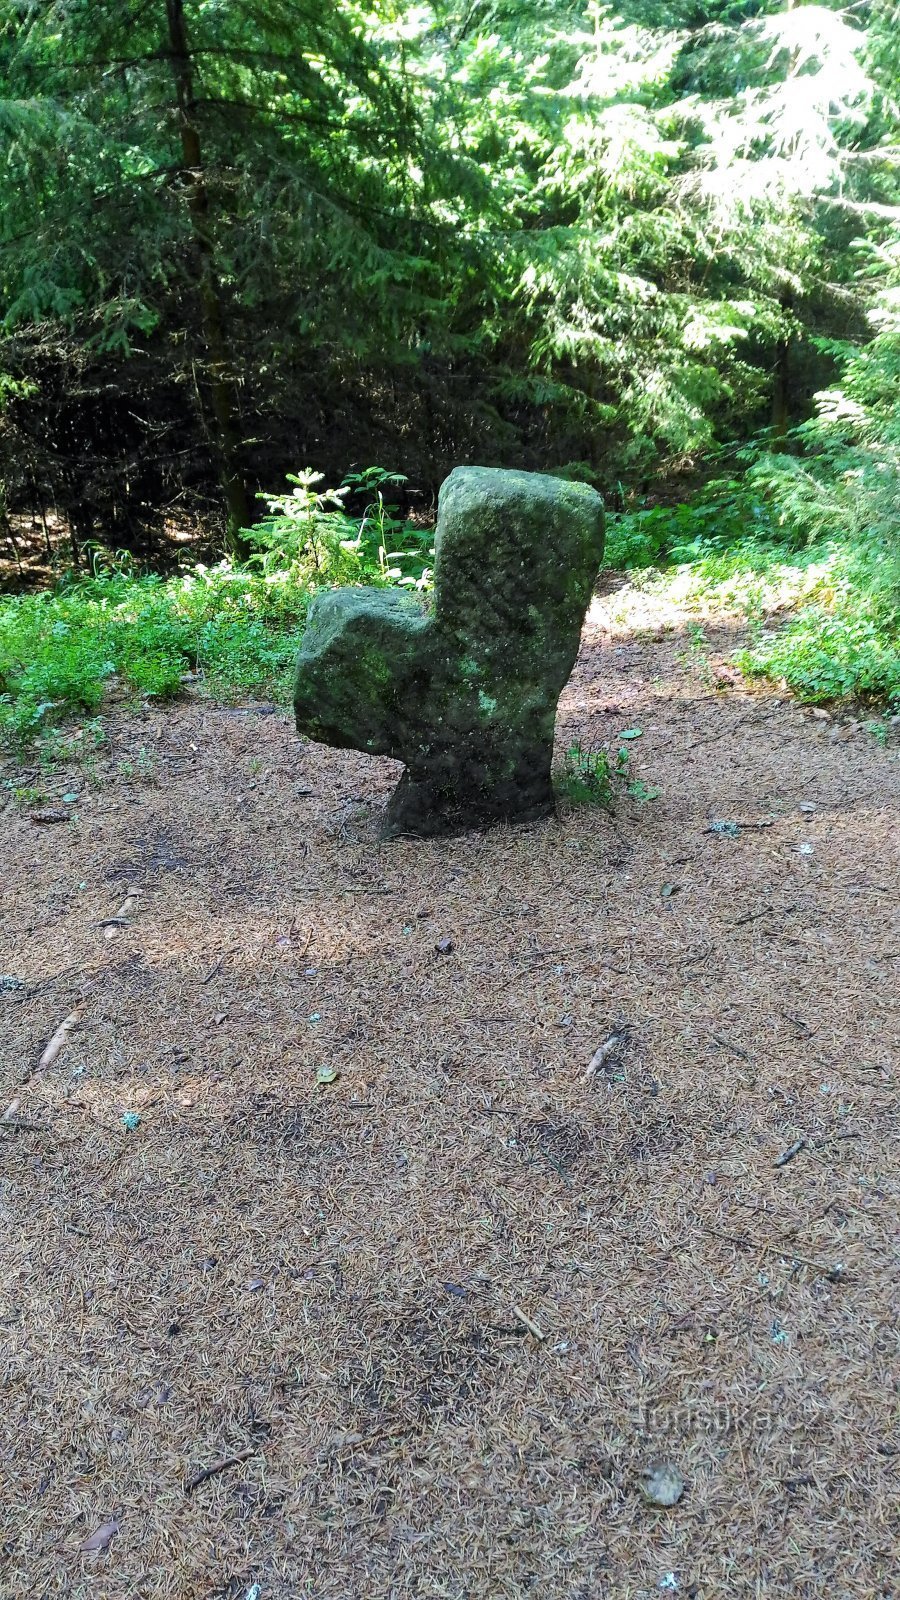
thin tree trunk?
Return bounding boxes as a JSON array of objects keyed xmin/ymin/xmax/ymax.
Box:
[
  {"xmin": 1, "ymin": 494, "xmax": 23, "ymax": 577},
  {"xmin": 771, "ymin": 291, "xmax": 793, "ymax": 447},
  {"xmin": 164, "ymin": 0, "xmax": 251, "ymax": 558},
  {"xmin": 771, "ymin": 335, "xmax": 791, "ymax": 443},
  {"xmin": 773, "ymin": 1, "xmax": 798, "ymax": 445}
]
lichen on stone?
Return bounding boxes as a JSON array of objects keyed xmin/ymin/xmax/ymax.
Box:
[{"xmin": 294, "ymin": 465, "xmax": 605, "ymax": 836}]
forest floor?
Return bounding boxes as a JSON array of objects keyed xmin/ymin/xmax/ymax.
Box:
[{"xmin": 1, "ymin": 578, "xmax": 897, "ymax": 1600}]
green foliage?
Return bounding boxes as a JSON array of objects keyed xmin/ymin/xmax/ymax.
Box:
[
  {"xmin": 246, "ymin": 468, "xmax": 433, "ymax": 589},
  {"xmin": 737, "ymin": 238, "xmax": 900, "ymax": 705},
  {"xmin": 738, "ymin": 603, "xmax": 900, "ymax": 705},
  {"xmin": 558, "ymin": 740, "xmax": 631, "ymax": 808},
  {"xmin": 605, "ymin": 234, "xmax": 900, "ymax": 711},
  {"xmin": 605, "ymin": 486, "xmax": 890, "ymax": 707},
  {"xmin": 0, "ymin": 565, "xmax": 306, "ymax": 750},
  {"xmin": 608, "ymin": 482, "xmax": 900, "ymax": 705},
  {"xmin": 0, "ymin": 465, "xmax": 437, "ymax": 752},
  {"xmin": 0, "ymin": 1, "xmax": 422, "ymax": 350},
  {"xmin": 3, "ymin": 0, "xmax": 899, "ymax": 522},
  {"xmin": 1, "ymin": 1, "xmax": 898, "ymax": 724},
  {"xmin": 606, "ymin": 476, "xmax": 778, "ymax": 569}
]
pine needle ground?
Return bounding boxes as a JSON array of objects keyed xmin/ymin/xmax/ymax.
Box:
[{"xmin": 1, "ymin": 604, "xmax": 897, "ymax": 1599}]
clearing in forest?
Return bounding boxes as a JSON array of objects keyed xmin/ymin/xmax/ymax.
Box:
[{"xmin": 1, "ymin": 588, "xmax": 897, "ymax": 1599}]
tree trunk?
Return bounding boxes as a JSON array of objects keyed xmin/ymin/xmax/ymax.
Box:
[
  {"xmin": 771, "ymin": 335, "xmax": 791, "ymax": 443},
  {"xmin": 164, "ymin": 0, "xmax": 252, "ymax": 558},
  {"xmin": 771, "ymin": 291, "xmax": 793, "ymax": 447}
]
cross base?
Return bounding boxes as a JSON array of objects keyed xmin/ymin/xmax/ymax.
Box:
[{"xmin": 382, "ymin": 760, "xmax": 556, "ymax": 838}]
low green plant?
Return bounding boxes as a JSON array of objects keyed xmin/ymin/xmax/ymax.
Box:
[
  {"xmin": 0, "ymin": 465, "xmax": 434, "ymax": 756},
  {"xmin": 341, "ymin": 467, "xmax": 433, "ymax": 588},
  {"xmin": 80, "ymin": 754, "xmax": 104, "ymax": 788},
  {"xmin": 680, "ymin": 621, "xmax": 713, "ymax": 684},
  {"xmin": 5, "ymin": 781, "xmax": 44, "ymax": 807},
  {"xmin": 606, "ymin": 430, "xmax": 899, "ymax": 708},
  {"xmin": 246, "ymin": 467, "xmax": 433, "ymax": 590},
  {"xmin": 605, "ymin": 477, "xmax": 776, "ymax": 571},
  {"xmin": 0, "ymin": 560, "xmax": 311, "ymax": 752},
  {"xmin": 558, "ymin": 741, "xmax": 631, "ymax": 809},
  {"xmin": 738, "ymin": 602, "xmax": 900, "ymax": 705},
  {"xmin": 627, "ymin": 778, "xmax": 662, "ymax": 803}
]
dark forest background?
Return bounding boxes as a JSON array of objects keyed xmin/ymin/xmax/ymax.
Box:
[{"xmin": 1, "ymin": 0, "xmax": 898, "ymax": 730}]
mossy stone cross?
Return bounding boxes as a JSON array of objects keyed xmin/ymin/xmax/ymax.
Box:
[{"xmin": 294, "ymin": 465, "xmax": 605, "ymax": 836}]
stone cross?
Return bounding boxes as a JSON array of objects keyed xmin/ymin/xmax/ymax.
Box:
[{"xmin": 293, "ymin": 465, "xmax": 605, "ymax": 836}]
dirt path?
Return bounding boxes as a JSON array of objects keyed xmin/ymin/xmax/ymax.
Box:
[{"xmin": 1, "ymin": 599, "xmax": 897, "ymax": 1599}]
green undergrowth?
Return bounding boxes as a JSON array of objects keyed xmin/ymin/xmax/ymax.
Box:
[
  {"xmin": 558, "ymin": 741, "xmax": 631, "ymax": 809},
  {"xmin": 0, "ymin": 468, "xmax": 433, "ymax": 757},
  {"xmin": 0, "ymin": 565, "xmax": 312, "ymax": 752},
  {"xmin": 2, "ymin": 454, "xmax": 897, "ymax": 763},
  {"xmin": 557, "ymin": 738, "xmax": 661, "ymax": 809},
  {"xmin": 606, "ymin": 467, "xmax": 900, "ymax": 707}
]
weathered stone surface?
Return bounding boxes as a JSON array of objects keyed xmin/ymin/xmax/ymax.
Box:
[{"xmin": 294, "ymin": 465, "xmax": 605, "ymax": 836}]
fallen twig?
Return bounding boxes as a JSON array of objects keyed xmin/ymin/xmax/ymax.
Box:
[
  {"xmin": 104, "ymin": 890, "xmax": 140, "ymax": 940},
  {"xmin": 184, "ymin": 1445, "xmax": 257, "ymax": 1493},
  {"xmin": 774, "ymin": 1139, "xmax": 807, "ymax": 1168},
  {"xmin": 779, "ymin": 1010, "xmax": 816, "ymax": 1035},
  {"xmin": 734, "ymin": 903, "xmax": 796, "ymax": 928},
  {"xmin": 711, "ymin": 1034, "xmax": 753, "ymax": 1062},
  {"xmin": 678, "ymin": 944, "xmax": 715, "ymax": 967},
  {"xmin": 328, "ymin": 1424, "xmax": 415, "ymax": 1460},
  {"xmin": 512, "ymin": 1304, "xmax": 546, "ymax": 1341},
  {"xmin": 29, "ymin": 1005, "xmax": 83, "ymax": 1080},
  {"xmin": 734, "ymin": 905, "xmax": 774, "ymax": 926},
  {"xmin": 538, "ymin": 1149, "xmax": 574, "ymax": 1188},
  {"xmin": 703, "ymin": 1226, "xmax": 845, "ymax": 1281},
  {"xmin": 705, "ymin": 818, "xmax": 775, "ymax": 834},
  {"xmin": 585, "ymin": 1029, "xmax": 629, "ymax": 1081}
]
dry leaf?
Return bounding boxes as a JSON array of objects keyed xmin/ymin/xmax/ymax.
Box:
[{"xmin": 79, "ymin": 1519, "xmax": 120, "ymax": 1552}]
